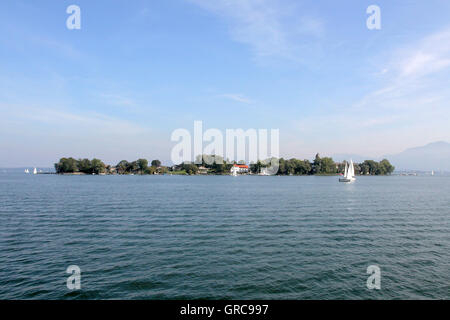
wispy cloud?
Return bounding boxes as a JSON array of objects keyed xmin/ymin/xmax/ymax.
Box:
[
  {"xmin": 0, "ymin": 103, "xmax": 147, "ymax": 135},
  {"xmin": 0, "ymin": 103, "xmax": 170, "ymax": 166},
  {"xmin": 397, "ymin": 29, "xmax": 450, "ymax": 78},
  {"xmin": 98, "ymin": 93, "xmax": 136, "ymax": 108},
  {"xmin": 357, "ymin": 27, "xmax": 450, "ymax": 112},
  {"xmin": 189, "ymin": 0, "xmax": 324, "ymax": 62},
  {"xmin": 219, "ymin": 93, "xmax": 253, "ymax": 104},
  {"xmin": 290, "ymin": 27, "xmax": 450, "ymax": 156}
]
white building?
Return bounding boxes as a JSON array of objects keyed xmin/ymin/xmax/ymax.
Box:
[{"xmin": 230, "ymin": 164, "xmax": 249, "ymax": 174}]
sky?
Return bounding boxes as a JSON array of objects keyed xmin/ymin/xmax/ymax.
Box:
[{"xmin": 1, "ymin": 0, "xmax": 450, "ymax": 167}]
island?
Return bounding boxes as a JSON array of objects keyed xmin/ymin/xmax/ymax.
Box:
[{"xmin": 54, "ymin": 154, "xmax": 395, "ymax": 176}]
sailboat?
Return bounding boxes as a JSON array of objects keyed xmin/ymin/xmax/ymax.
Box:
[
  {"xmin": 339, "ymin": 160, "xmax": 356, "ymax": 183},
  {"xmin": 33, "ymin": 168, "xmax": 37, "ymax": 175},
  {"xmin": 24, "ymin": 169, "xmax": 29, "ymax": 174}
]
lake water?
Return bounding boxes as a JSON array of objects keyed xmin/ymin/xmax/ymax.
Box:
[{"xmin": 0, "ymin": 173, "xmax": 449, "ymax": 299}]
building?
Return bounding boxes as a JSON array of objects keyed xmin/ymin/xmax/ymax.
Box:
[
  {"xmin": 230, "ymin": 164, "xmax": 249, "ymax": 174},
  {"xmin": 198, "ymin": 166, "xmax": 209, "ymax": 174}
]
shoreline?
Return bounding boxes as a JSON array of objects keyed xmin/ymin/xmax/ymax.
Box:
[{"xmin": 51, "ymin": 172, "xmax": 395, "ymax": 177}]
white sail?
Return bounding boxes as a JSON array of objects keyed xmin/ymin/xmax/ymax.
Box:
[
  {"xmin": 339, "ymin": 159, "xmax": 356, "ymax": 183},
  {"xmin": 33, "ymin": 168, "xmax": 37, "ymax": 175},
  {"xmin": 349, "ymin": 160, "xmax": 355, "ymax": 178}
]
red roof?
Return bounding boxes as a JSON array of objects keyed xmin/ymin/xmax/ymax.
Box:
[{"xmin": 234, "ymin": 164, "xmax": 248, "ymax": 168}]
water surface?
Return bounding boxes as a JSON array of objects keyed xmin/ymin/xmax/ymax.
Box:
[{"xmin": 0, "ymin": 173, "xmax": 449, "ymax": 299}]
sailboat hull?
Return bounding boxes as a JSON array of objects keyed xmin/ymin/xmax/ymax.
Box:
[{"xmin": 339, "ymin": 177, "xmax": 355, "ymax": 183}]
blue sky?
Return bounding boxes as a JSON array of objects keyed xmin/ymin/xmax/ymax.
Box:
[{"xmin": 1, "ymin": 0, "xmax": 450, "ymax": 166}]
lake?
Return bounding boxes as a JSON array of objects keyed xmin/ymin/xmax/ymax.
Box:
[{"xmin": 0, "ymin": 173, "xmax": 449, "ymax": 299}]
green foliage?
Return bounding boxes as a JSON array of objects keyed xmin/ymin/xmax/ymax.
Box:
[
  {"xmin": 91, "ymin": 158, "xmax": 106, "ymax": 174},
  {"xmin": 379, "ymin": 159, "xmax": 395, "ymax": 175},
  {"xmin": 54, "ymin": 155, "xmax": 395, "ymax": 176},
  {"xmin": 55, "ymin": 157, "xmax": 78, "ymax": 173},
  {"xmin": 181, "ymin": 162, "xmax": 199, "ymax": 175},
  {"xmin": 144, "ymin": 166, "xmax": 155, "ymax": 175},
  {"xmin": 360, "ymin": 160, "xmax": 378, "ymax": 175},
  {"xmin": 250, "ymin": 160, "xmax": 263, "ymax": 174},
  {"xmin": 151, "ymin": 159, "xmax": 161, "ymax": 167},
  {"xmin": 55, "ymin": 157, "xmax": 105, "ymax": 174},
  {"xmin": 78, "ymin": 158, "xmax": 92, "ymax": 173},
  {"xmin": 320, "ymin": 157, "xmax": 336, "ymax": 174},
  {"xmin": 358, "ymin": 159, "xmax": 395, "ymax": 175},
  {"xmin": 116, "ymin": 160, "xmax": 130, "ymax": 174},
  {"xmin": 192, "ymin": 154, "xmax": 231, "ymax": 174},
  {"xmin": 128, "ymin": 161, "xmax": 139, "ymax": 173},
  {"xmin": 137, "ymin": 159, "xmax": 149, "ymax": 173},
  {"xmin": 312, "ymin": 153, "xmax": 322, "ymax": 174}
]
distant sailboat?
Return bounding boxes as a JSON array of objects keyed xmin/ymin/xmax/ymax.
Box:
[
  {"xmin": 339, "ymin": 160, "xmax": 356, "ymax": 183},
  {"xmin": 33, "ymin": 168, "xmax": 37, "ymax": 175},
  {"xmin": 431, "ymin": 170, "xmax": 434, "ymax": 176},
  {"xmin": 24, "ymin": 169, "xmax": 29, "ymax": 174}
]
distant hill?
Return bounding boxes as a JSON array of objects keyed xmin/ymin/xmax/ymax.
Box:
[{"xmin": 385, "ymin": 141, "xmax": 450, "ymax": 171}]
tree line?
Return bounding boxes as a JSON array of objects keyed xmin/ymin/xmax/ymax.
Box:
[
  {"xmin": 179, "ymin": 154, "xmax": 395, "ymax": 175},
  {"xmin": 252, "ymin": 154, "xmax": 394, "ymax": 175},
  {"xmin": 55, "ymin": 154, "xmax": 395, "ymax": 175},
  {"xmin": 54, "ymin": 158, "xmax": 166, "ymax": 174}
]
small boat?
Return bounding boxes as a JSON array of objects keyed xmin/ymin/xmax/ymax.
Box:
[
  {"xmin": 25, "ymin": 169, "xmax": 29, "ymax": 174},
  {"xmin": 231, "ymin": 166, "xmax": 238, "ymax": 176},
  {"xmin": 431, "ymin": 170, "xmax": 434, "ymax": 176},
  {"xmin": 33, "ymin": 168, "xmax": 37, "ymax": 175},
  {"xmin": 339, "ymin": 160, "xmax": 356, "ymax": 183}
]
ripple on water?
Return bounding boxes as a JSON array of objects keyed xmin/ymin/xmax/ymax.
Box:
[{"xmin": 0, "ymin": 175, "xmax": 449, "ymax": 299}]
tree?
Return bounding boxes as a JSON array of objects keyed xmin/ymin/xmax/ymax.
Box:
[
  {"xmin": 144, "ymin": 166, "xmax": 156, "ymax": 175},
  {"xmin": 213, "ymin": 158, "xmax": 231, "ymax": 174},
  {"xmin": 298, "ymin": 159, "xmax": 312, "ymax": 175},
  {"xmin": 311, "ymin": 154, "xmax": 336, "ymax": 174},
  {"xmin": 182, "ymin": 162, "xmax": 198, "ymax": 175},
  {"xmin": 137, "ymin": 159, "xmax": 149, "ymax": 173},
  {"xmin": 78, "ymin": 158, "xmax": 92, "ymax": 174},
  {"xmin": 278, "ymin": 158, "xmax": 287, "ymax": 175},
  {"xmin": 353, "ymin": 162, "xmax": 361, "ymax": 175},
  {"xmin": 116, "ymin": 160, "xmax": 130, "ymax": 174},
  {"xmin": 128, "ymin": 161, "xmax": 139, "ymax": 173},
  {"xmin": 321, "ymin": 157, "xmax": 336, "ymax": 174},
  {"xmin": 360, "ymin": 160, "xmax": 378, "ymax": 175},
  {"xmin": 312, "ymin": 153, "xmax": 322, "ymax": 174},
  {"xmin": 151, "ymin": 160, "xmax": 161, "ymax": 167},
  {"xmin": 91, "ymin": 158, "xmax": 106, "ymax": 174},
  {"xmin": 285, "ymin": 159, "xmax": 296, "ymax": 175},
  {"xmin": 378, "ymin": 159, "xmax": 395, "ymax": 175},
  {"xmin": 55, "ymin": 157, "xmax": 78, "ymax": 173},
  {"xmin": 250, "ymin": 160, "xmax": 263, "ymax": 174}
]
